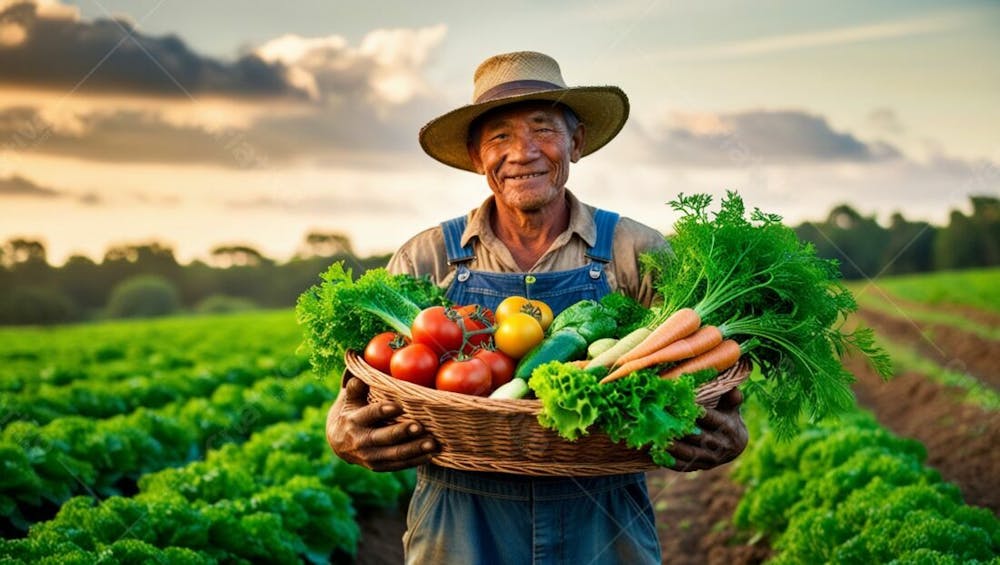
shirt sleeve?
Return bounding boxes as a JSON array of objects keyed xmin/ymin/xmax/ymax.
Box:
[
  {"xmin": 612, "ymin": 217, "xmax": 670, "ymax": 307},
  {"xmin": 385, "ymin": 247, "xmax": 414, "ymax": 277}
]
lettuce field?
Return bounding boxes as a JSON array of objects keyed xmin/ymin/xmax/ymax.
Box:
[{"xmin": 1, "ymin": 270, "xmax": 999, "ymax": 564}]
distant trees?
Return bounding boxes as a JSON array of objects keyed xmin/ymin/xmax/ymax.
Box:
[
  {"xmin": 105, "ymin": 275, "xmax": 182, "ymax": 318},
  {"xmin": 0, "ymin": 196, "xmax": 996, "ymax": 325},
  {"xmin": 794, "ymin": 195, "xmax": 998, "ymax": 279},
  {"xmin": 0, "ymin": 232, "xmax": 395, "ymax": 325}
]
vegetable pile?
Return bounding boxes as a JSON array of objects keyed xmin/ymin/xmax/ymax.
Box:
[
  {"xmin": 526, "ymin": 191, "xmax": 892, "ymax": 459},
  {"xmin": 297, "ymin": 266, "xmax": 556, "ymax": 396},
  {"xmin": 295, "ymin": 262, "xmax": 448, "ymax": 377},
  {"xmin": 297, "ymin": 191, "xmax": 892, "ymax": 466},
  {"xmin": 631, "ymin": 191, "xmax": 892, "ymax": 437}
]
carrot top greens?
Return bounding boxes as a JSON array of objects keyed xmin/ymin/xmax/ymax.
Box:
[{"xmin": 643, "ymin": 191, "xmax": 892, "ymax": 437}]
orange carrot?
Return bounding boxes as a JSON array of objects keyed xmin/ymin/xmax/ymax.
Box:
[
  {"xmin": 600, "ymin": 325, "xmax": 723, "ymax": 383},
  {"xmin": 567, "ymin": 359, "xmax": 590, "ymax": 369},
  {"xmin": 659, "ymin": 339, "xmax": 742, "ymax": 380},
  {"xmin": 612, "ymin": 308, "xmax": 702, "ymax": 368}
]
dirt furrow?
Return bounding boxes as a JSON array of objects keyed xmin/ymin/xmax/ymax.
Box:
[
  {"xmin": 847, "ymin": 356, "xmax": 1000, "ymax": 515},
  {"xmin": 858, "ymin": 308, "xmax": 999, "ymax": 388}
]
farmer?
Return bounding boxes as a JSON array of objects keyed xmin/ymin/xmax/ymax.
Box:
[{"xmin": 326, "ymin": 51, "xmax": 748, "ymax": 563}]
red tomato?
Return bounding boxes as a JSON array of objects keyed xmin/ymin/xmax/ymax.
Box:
[
  {"xmin": 435, "ymin": 357, "xmax": 491, "ymax": 396},
  {"xmin": 455, "ymin": 304, "xmax": 495, "ymax": 353},
  {"xmin": 473, "ymin": 348, "xmax": 516, "ymax": 390},
  {"xmin": 389, "ymin": 343, "xmax": 439, "ymax": 388},
  {"xmin": 411, "ymin": 306, "xmax": 464, "ymax": 356},
  {"xmin": 363, "ymin": 332, "xmax": 407, "ymax": 374}
]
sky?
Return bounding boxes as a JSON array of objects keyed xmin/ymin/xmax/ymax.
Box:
[{"xmin": 0, "ymin": 0, "xmax": 997, "ymax": 265}]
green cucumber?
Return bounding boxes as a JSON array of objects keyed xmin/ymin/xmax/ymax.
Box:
[{"xmin": 514, "ymin": 329, "xmax": 588, "ymax": 380}]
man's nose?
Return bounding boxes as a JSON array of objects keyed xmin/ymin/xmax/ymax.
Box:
[{"xmin": 508, "ymin": 131, "xmax": 540, "ymax": 162}]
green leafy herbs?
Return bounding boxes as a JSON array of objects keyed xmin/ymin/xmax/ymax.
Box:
[
  {"xmin": 599, "ymin": 292, "xmax": 651, "ymax": 336},
  {"xmin": 295, "ymin": 262, "xmax": 447, "ymax": 377},
  {"xmin": 527, "ymin": 362, "xmax": 703, "ymax": 467},
  {"xmin": 642, "ymin": 191, "xmax": 892, "ymax": 437},
  {"xmin": 732, "ymin": 401, "xmax": 1000, "ymax": 564}
]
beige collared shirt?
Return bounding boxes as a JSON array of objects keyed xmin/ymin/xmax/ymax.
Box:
[{"xmin": 386, "ymin": 190, "xmax": 667, "ymax": 307}]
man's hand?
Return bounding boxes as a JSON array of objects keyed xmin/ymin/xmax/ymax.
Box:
[
  {"xmin": 668, "ymin": 388, "xmax": 748, "ymax": 472},
  {"xmin": 326, "ymin": 375, "xmax": 438, "ymax": 471}
]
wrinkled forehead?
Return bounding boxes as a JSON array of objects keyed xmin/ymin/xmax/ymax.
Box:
[{"xmin": 468, "ymin": 101, "xmax": 570, "ymax": 141}]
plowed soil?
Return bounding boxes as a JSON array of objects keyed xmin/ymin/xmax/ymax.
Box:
[{"xmin": 351, "ymin": 305, "xmax": 998, "ymax": 563}]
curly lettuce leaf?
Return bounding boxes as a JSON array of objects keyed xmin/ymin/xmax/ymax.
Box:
[
  {"xmin": 528, "ymin": 362, "xmax": 703, "ymax": 466},
  {"xmin": 295, "ymin": 262, "xmax": 448, "ymax": 377}
]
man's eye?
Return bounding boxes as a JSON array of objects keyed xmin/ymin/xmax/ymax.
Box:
[{"xmin": 490, "ymin": 133, "xmax": 507, "ymax": 141}]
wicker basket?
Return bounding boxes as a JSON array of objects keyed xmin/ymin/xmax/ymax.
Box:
[{"xmin": 344, "ymin": 351, "xmax": 751, "ymax": 476}]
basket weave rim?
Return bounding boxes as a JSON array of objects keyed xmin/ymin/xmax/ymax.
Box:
[{"xmin": 344, "ymin": 351, "xmax": 751, "ymax": 414}]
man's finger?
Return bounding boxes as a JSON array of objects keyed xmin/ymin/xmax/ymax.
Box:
[
  {"xmin": 342, "ymin": 376, "xmax": 371, "ymax": 403},
  {"xmin": 369, "ymin": 452, "xmax": 436, "ymax": 472},
  {"xmin": 714, "ymin": 387, "xmax": 744, "ymax": 411},
  {"xmin": 349, "ymin": 400, "xmax": 404, "ymax": 427},
  {"xmin": 365, "ymin": 419, "xmax": 431, "ymax": 447},
  {"xmin": 696, "ymin": 408, "xmax": 733, "ymax": 432},
  {"xmin": 364, "ymin": 437, "xmax": 438, "ymax": 466}
]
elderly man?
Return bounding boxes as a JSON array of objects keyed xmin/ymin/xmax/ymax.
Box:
[{"xmin": 327, "ymin": 51, "xmax": 748, "ymax": 564}]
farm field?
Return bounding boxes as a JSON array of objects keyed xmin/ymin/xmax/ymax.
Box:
[{"xmin": 1, "ymin": 269, "xmax": 998, "ymax": 563}]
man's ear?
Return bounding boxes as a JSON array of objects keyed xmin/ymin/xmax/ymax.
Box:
[
  {"xmin": 468, "ymin": 142, "xmax": 485, "ymax": 174},
  {"xmin": 569, "ymin": 123, "xmax": 586, "ymax": 163}
]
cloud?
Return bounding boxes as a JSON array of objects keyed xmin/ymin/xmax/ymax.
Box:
[
  {"xmin": 0, "ymin": 0, "xmax": 305, "ymax": 98},
  {"xmin": 0, "ymin": 173, "xmax": 58, "ymax": 196},
  {"xmin": 654, "ymin": 11, "xmax": 973, "ymax": 62},
  {"xmin": 255, "ymin": 25, "xmax": 446, "ymax": 105},
  {"xmin": 0, "ymin": 18, "xmax": 451, "ymax": 167},
  {"xmin": 0, "ymin": 106, "xmax": 271, "ymax": 166},
  {"xmin": 616, "ymin": 109, "xmax": 900, "ymax": 167},
  {"xmin": 0, "ymin": 172, "xmax": 103, "ymax": 203},
  {"xmin": 867, "ymin": 107, "xmax": 905, "ymax": 135}
]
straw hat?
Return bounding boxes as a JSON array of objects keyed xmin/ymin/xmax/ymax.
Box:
[{"xmin": 419, "ymin": 51, "xmax": 629, "ymax": 172}]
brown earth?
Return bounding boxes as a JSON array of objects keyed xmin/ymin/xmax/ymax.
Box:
[
  {"xmin": 350, "ymin": 305, "xmax": 999, "ymax": 563},
  {"xmin": 847, "ymin": 357, "xmax": 1000, "ymax": 515},
  {"xmin": 857, "ymin": 309, "xmax": 999, "ymax": 387}
]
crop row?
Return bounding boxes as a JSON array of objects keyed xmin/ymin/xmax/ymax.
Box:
[
  {"xmin": 0, "ymin": 311, "xmax": 303, "ymax": 393},
  {"xmin": 732, "ymin": 402, "xmax": 1000, "ymax": 563},
  {"xmin": 1, "ymin": 372, "xmax": 335, "ymax": 530},
  {"xmin": 1, "ymin": 355, "xmax": 309, "ymax": 430},
  {"xmin": 0, "ymin": 407, "xmax": 412, "ymax": 564}
]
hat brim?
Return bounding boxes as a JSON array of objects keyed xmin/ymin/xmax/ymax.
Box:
[{"xmin": 419, "ymin": 86, "xmax": 629, "ymax": 173}]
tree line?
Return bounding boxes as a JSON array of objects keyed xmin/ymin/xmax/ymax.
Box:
[{"xmin": 1, "ymin": 196, "xmax": 997, "ymax": 325}]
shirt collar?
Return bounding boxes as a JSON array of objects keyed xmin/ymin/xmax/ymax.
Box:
[{"xmin": 461, "ymin": 189, "xmax": 597, "ymax": 248}]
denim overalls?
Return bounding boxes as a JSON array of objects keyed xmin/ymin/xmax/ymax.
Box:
[{"xmin": 402, "ymin": 209, "xmax": 661, "ymax": 565}]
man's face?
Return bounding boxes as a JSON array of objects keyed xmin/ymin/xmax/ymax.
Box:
[{"xmin": 468, "ymin": 103, "xmax": 585, "ymax": 213}]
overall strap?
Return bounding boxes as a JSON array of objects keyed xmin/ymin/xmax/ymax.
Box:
[
  {"xmin": 585, "ymin": 209, "xmax": 620, "ymax": 263},
  {"xmin": 441, "ymin": 215, "xmax": 474, "ymax": 264}
]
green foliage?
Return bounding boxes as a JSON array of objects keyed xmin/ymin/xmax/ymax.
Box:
[
  {"xmin": 105, "ymin": 274, "xmax": 181, "ymax": 319},
  {"xmin": 547, "ymin": 299, "xmax": 618, "ymax": 342},
  {"xmin": 871, "ymin": 267, "xmax": 1000, "ymax": 315},
  {"xmin": 794, "ymin": 204, "xmax": 890, "ymax": 279},
  {"xmin": 527, "ymin": 362, "xmax": 703, "ymax": 467},
  {"xmin": 295, "ymin": 262, "xmax": 448, "ymax": 377},
  {"xmin": 599, "ymin": 291, "xmax": 651, "ymax": 336},
  {"xmin": 194, "ymin": 293, "xmax": 258, "ymax": 314},
  {"xmin": 933, "ymin": 197, "xmax": 1000, "ymax": 271},
  {"xmin": 732, "ymin": 398, "xmax": 1000, "ymax": 564},
  {"xmin": 0, "ymin": 286, "xmax": 77, "ymax": 325},
  {"xmin": 645, "ymin": 192, "xmax": 891, "ymax": 438}
]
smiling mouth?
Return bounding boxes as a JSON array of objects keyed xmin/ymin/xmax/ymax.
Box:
[{"xmin": 506, "ymin": 172, "xmax": 546, "ymax": 181}]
